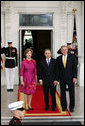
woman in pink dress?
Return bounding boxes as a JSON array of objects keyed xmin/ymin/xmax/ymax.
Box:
[{"xmin": 20, "ymin": 48, "xmax": 37, "ymax": 111}]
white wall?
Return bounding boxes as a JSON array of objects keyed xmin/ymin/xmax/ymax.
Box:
[
  {"xmin": 78, "ymin": 1, "xmax": 84, "ymax": 86},
  {"xmin": 1, "ymin": 1, "xmax": 84, "ymax": 86},
  {"xmin": 1, "ymin": 12, "xmax": 5, "ymax": 85}
]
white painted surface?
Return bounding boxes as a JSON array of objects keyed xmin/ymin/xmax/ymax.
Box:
[{"xmin": 1, "ymin": 1, "xmax": 84, "ymax": 86}]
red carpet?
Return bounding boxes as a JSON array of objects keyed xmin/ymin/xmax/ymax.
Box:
[{"xmin": 17, "ymin": 85, "xmax": 71, "ymax": 116}]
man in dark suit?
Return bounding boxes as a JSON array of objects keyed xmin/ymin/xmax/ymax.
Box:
[
  {"xmin": 56, "ymin": 45, "xmax": 77, "ymax": 112},
  {"xmin": 39, "ymin": 49, "xmax": 58, "ymax": 111},
  {"xmin": 57, "ymin": 42, "xmax": 78, "ymax": 89}
]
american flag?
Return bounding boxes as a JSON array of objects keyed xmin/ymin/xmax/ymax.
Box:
[
  {"xmin": 1, "ymin": 57, "xmax": 3, "ymax": 72},
  {"xmin": 1, "ymin": 37, "xmax": 3, "ymax": 72},
  {"xmin": 72, "ymin": 12, "xmax": 78, "ymax": 56}
]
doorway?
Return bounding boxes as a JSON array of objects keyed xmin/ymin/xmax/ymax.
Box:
[{"xmin": 19, "ymin": 30, "xmax": 52, "ymax": 80}]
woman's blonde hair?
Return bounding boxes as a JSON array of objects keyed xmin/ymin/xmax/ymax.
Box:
[{"xmin": 24, "ymin": 48, "xmax": 33, "ymax": 56}]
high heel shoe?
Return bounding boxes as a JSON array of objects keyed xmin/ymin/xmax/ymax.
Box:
[
  {"xmin": 25, "ymin": 108, "xmax": 29, "ymax": 111},
  {"xmin": 25, "ymin": 105, "xmax": 29, "ymax": 111},
  {"xmin": 28, "ymin": 106, "xmax": 33, "ymax": 110}
]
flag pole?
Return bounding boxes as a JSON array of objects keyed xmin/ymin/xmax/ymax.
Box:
[
  {"xmin": 72, "ymin": 8, "xmax": 78, "ymax": 49},
  {"xmin": 72, "ymin": 9, "xmax": 79, "ymax": 87}
]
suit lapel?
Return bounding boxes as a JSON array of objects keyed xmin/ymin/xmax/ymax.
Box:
[
  {"xmin": 44, "ymin": 59, "xmax": 49, "ymax": 68},
  {"xmin": 66, "ymin": 54, "xmax": 70, "ymax": 67},
  {"xmin": 48, "ymin": 58, "xmax": 53, "ymax": 67},
  {"xmin": 61, "ymin": 56, "xmax": 64, "ymax": 67}
]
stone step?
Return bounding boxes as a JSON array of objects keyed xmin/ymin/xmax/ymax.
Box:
[{"xmin": 1, "ymin": 116, "xmax": 84, "ymax": 124}]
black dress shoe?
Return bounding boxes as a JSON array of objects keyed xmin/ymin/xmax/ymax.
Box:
[
  {"xmin": 10, "ymin": 89, "xmax": 13, "ymax": 91},
  {"xmin": 7, "ymin": 89, "xmax": 10, "ymax": 92},
  {"xmin": 25, "ymin": 109, "xmax": 29, "ymax": 111},
  {"xmin": 69, "ymin": 108, "xmax": 74, "ymax": 112},
  {"xmin": 7, "ymin": 89, "xmax": 13, "ymax": 92},
  {"xmin": 62, "ymin": 108, "xmax": 67, "ymax": 111},
  {"xmin": 52, "ymin": 107, "xmax": 56, "ymax": 111},
  {"xmin": 28, "ymin": 107, "xmax": 33, "ymax": 110},
  {"xmin": 45, "ymin": 107, "xmax": 49, "ymax": 111}
]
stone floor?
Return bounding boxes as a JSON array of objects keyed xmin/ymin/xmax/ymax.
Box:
[{"xmin": 1, "ymin": 85, "xmax": 84, "ymax": 125}]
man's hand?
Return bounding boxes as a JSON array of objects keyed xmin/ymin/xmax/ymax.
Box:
[
  {"xmin": 54, "ymin": 80, "xmax": 59, "ymax": 86},
  {"xmin": 39, "ymin": 80, "xmax": 43, "ymax": 86},
  {"xmin": 71, "ymin": 51, "xmax": 74, "ymax": 54},
  {"xmin": 73, "ymin": 78, "xmax": 77, "ymax": 83}
]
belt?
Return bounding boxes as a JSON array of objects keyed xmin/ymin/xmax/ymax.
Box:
[{"xmin": 6, "ymin": 57, "xmax": 15, "ymax": 59}]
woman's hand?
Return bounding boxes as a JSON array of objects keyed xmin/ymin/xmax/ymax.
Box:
[
  {"xmin": 20, "ymin": 76, "xmax": 24, "ymax": 86},
  {"xmin": 21, "ymin": 81, "xmax": 24, "ymax": 86}
]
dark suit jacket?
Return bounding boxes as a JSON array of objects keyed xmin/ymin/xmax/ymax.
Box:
[
  {"xmin": 39, "ymin": 58, "xmax": 57, "ymax": 86},
  {"xmin": 56, "ymin": 54, "xmax": 77, "ymax": 84},
  {"xmin": 1, "ymin": 47, "xmax": 17, "ymax": 68}
]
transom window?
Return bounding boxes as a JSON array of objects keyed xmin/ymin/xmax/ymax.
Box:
[{"xmin": 19, "ymin": 14, "xmax": 53, "ymax": 26}]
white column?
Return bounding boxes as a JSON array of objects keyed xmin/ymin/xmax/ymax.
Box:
[
  {"xmin": 60, "ymin": 1, "xmax": 68, "ymax": 45},
  {"xmin": 77, "ymin": 2, "xmax": 84, "ymax": 86},
  {"xmin": 53, "ymin": 9, "xmax": 61, "ymax": 58},
  {"xmin": 67, "ymin": 12, "xmax": 74, "ymax": 42},
  {"xmin": 81, "ymin": 1, "xmax": 84, "ymax": 58}
]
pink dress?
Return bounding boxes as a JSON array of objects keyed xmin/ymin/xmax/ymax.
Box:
[{"xmin": 20, "ymin": 59, "xmax": 37, "ymax": 94}]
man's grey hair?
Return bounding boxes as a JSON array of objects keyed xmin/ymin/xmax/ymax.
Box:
[
  {"xmin": 61, "ymin": 45, "xmax": 68, "ymax": 50},
  {"xmin": 44, "ymin": 49, "xmax": 51, "ymax": 53}
]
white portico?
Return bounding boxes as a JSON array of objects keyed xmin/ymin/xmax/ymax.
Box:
[{"xmin": 1, "ymin": 1, "xmax": 84, "ymax": 86}]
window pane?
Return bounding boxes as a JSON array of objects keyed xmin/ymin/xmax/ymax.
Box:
[{"xmin": 19, "ymin": 14, "xmax": 53, "ymax": 26}]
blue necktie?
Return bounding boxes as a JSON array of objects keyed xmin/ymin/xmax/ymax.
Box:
[{"xmin": 47, "ymin": 59, "xmax": 50, "ymax": 66}]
